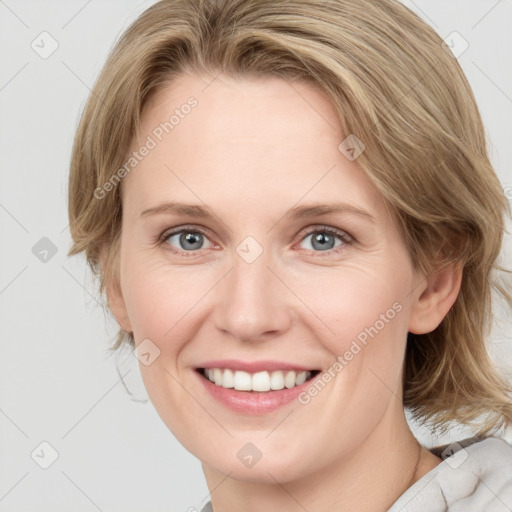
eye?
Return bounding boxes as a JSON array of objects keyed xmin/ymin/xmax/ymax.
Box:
[
  {"xmin": 297, "ymin": 226, "xmax": 353, "ymax": 255},
  {"xmin": 160, "ymin": 226, "xmax": 213, "ymax": 256},
  {"xmin": 158, "ymin": 224, "xmax": 353, "ymax": 257}
]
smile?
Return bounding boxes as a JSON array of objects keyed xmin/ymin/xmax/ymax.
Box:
[{"xmin": 196, "ymin": 368, "xmax": 321, "ymax": 392}]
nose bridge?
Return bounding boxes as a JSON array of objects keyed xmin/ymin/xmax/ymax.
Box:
[{"xmin": 214, "ymin": 239, "xmax": 289, "ymax": 340}]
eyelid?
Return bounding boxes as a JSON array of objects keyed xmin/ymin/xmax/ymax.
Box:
[
  {"xmin": 297, "ymin": 224, "xmax": 353, "ymax": 243},
  {"xmin": 293, "ymin": 224, "xmax": 354, "ymax": 257}
]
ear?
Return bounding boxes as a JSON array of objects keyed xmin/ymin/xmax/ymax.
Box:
[
  {"xmin": 99, "ymin": 244, "xmax": 133, "ymax": 333},
  {"xmin": 408, "ymin": 262, "xmax": 463, "ymax": 335}
]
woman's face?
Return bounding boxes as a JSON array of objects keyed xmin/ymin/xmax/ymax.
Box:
[{"xmin": 113, "ymin": 72, "xmax": 426, "ymax": 483}]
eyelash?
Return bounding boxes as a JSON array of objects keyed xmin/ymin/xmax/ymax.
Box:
[{"xmin": 157, "ymin": 224, "xmax": 354, "ymax": 258}]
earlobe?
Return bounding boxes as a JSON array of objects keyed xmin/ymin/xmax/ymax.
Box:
[
  {"xmin": 100, "ymin": 244, "xmax": 133, "ymax": 333},
  {"xmin": 408, "ymin": 262, "xmax": 463, "ymax": 335}
]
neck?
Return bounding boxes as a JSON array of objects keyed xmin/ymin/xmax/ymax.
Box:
[{"xmin": 201, "ymin": 403, "xmax": 442, "ymax": 512}]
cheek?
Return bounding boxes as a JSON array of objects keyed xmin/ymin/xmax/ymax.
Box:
[
  {"xmin": 122, "ymin": 243, "xmax": 412, "ymax": 370},
  {"xmin": 120, "ymin": 256, "xmax": 208, "ymax": 443},
  {"xmin": 301, "ymin": 258, "xmax": 412, "ymax": 420},
  {"xmin": 298, "ymin": 261, "xmax": 410, "ymax": 359},
  {"xmin": 291, "ymin": 261, "xmax": 411, "ymax": 427},
  {"xmin": 121, "ymin": 251, "xmax": 211, "ymax": 345}
]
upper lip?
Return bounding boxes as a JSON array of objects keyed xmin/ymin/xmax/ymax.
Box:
[{"xmin": 195, "ymin": 360, "xmax": 320, "ymax": 373}]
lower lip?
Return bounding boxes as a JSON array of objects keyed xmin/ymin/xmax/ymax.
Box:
[{"xmin": 195, "ymin": 369, "xmax": 317, "ymax": 415}]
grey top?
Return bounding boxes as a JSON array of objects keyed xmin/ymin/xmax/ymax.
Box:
[{"xmin": 199, "ymin": 436, "xmax": 512, "ymax": 511}]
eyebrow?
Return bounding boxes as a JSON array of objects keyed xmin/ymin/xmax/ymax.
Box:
[{"xmin": 140, "ymin": 201, "xmax": 375, "ymax": 223}]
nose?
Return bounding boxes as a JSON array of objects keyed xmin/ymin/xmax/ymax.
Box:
[{"xmin": 213, "ymin": 248, "xmax": 292, "ymax": 343}]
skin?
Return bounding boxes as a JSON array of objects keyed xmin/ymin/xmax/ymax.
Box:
[{"xmin": 105, "ymin": 72, "xmax": 462, "ymax": 511}]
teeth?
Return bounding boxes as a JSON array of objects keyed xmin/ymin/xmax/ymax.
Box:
[
  {"xmin": 295, "ymin": 370, "xmax": 307, "ymax": 386},
  {"xmin": 202, "ymin": 368, "xmax": 313, "ymax": 392},
  {"xmin": 233, "ymin": 370, "xmax": 252, "ymax": 391},
  {"xmin": 222, "ymin": 368, "xmax": 234, "ymax": 388},
  {"xmin": 284, "ymin": 371, "xmax": 296, "ymax": 389},
  {"xmin": 270, "ymin": 370, "xmax": 284, "ymax": 390},
  {"xmin": 213, "ymin": 368, "xmax": 223, "ymax": 386}
]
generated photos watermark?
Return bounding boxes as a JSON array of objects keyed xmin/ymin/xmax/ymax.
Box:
[
  {"xmin": 94, "ymin": 96, "xmax": 198, "ymax": 200},
  {"xmin": 298, "ymin": 301, "xmax": 403, "ymax": 405}
]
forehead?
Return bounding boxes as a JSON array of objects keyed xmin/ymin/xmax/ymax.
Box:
[
  {"xmin": 138, "ymin": 71, "xmax": 340, "ymax": 160},
  {"xmin": 122, "ymin": 72, "xmax": 386, "ymax": 221}
]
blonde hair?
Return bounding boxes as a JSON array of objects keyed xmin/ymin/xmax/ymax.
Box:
[{"xmin": 67, "ymin": 0, "xmax": 512, "ymax": 436}]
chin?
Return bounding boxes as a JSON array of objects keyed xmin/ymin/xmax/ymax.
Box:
[{"xmin": 200, "ymin": 446, "xmax": 314, "ymax": 484}]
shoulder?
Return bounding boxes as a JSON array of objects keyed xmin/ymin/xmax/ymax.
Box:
[{"xmin": 388, "ymin": 436, "xmax": 512, "ymax": 512}]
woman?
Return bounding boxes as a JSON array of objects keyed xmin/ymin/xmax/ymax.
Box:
[{"xmin": 67, "ymin": 0, "xmax": 512, "ymax": 510}]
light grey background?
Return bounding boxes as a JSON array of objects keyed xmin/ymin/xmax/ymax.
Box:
[{"xmin": 1, "ymin": 1, "xmax": 511, "ymax": 511}]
